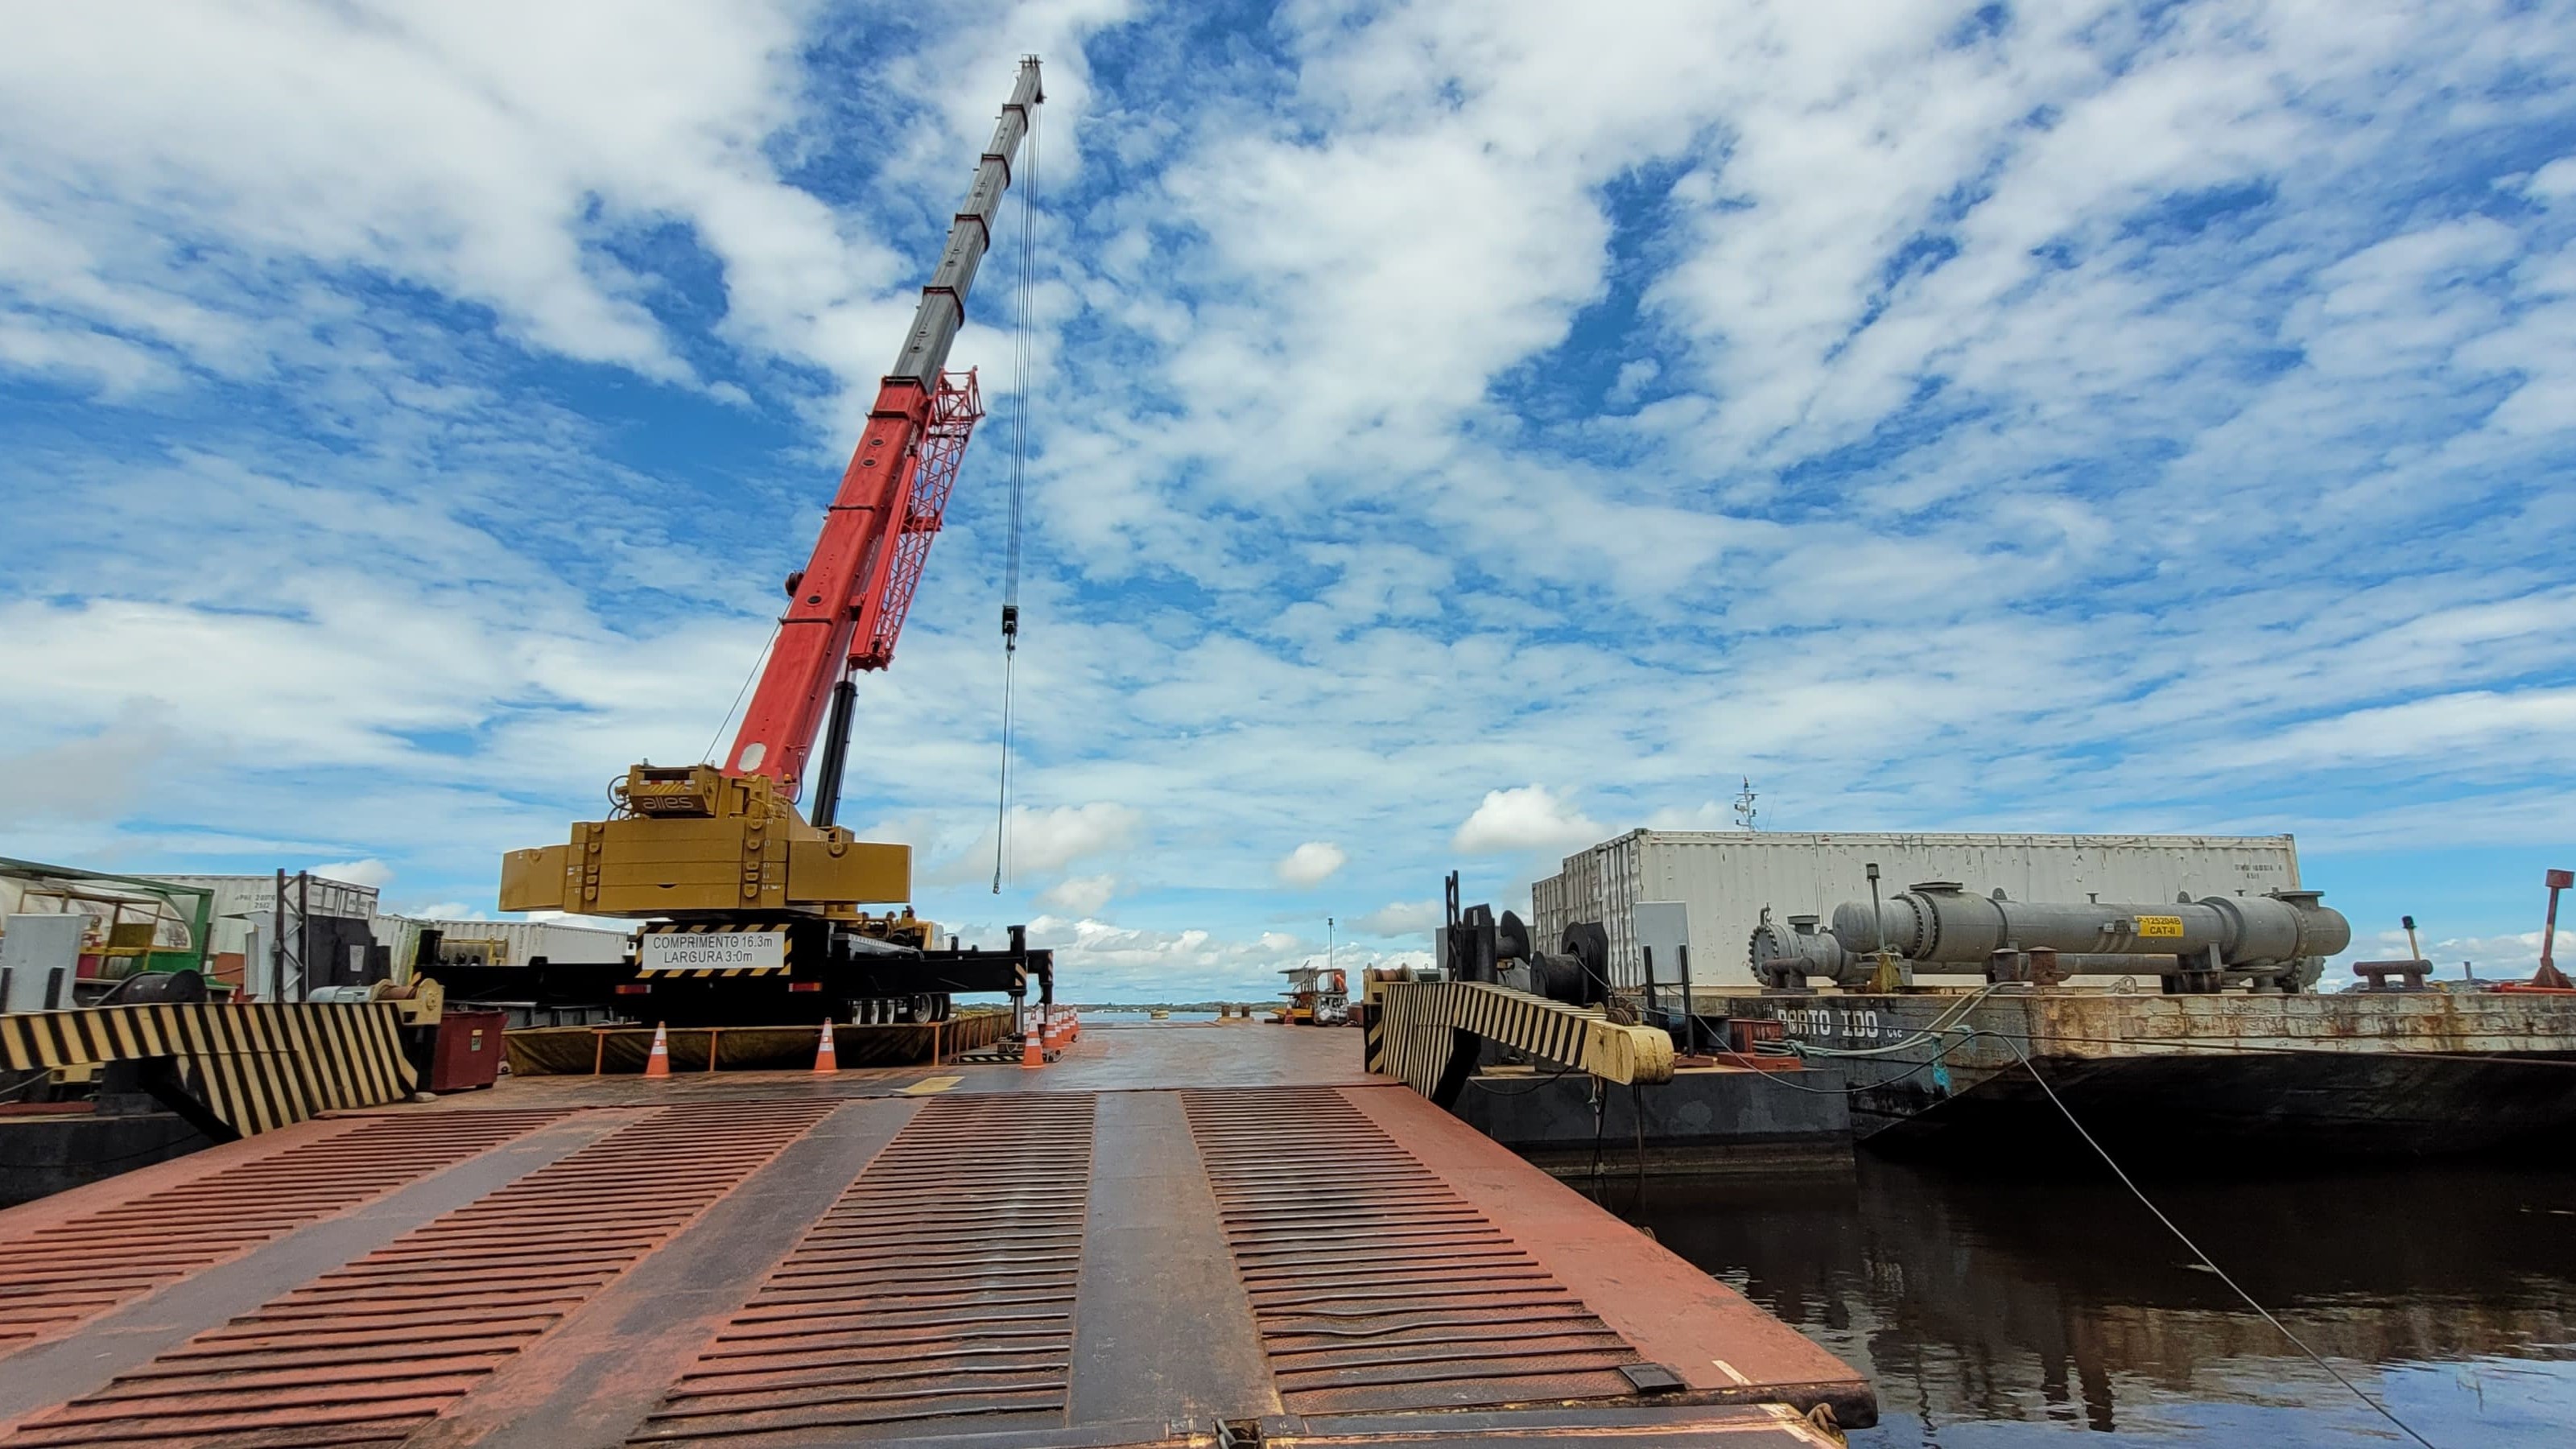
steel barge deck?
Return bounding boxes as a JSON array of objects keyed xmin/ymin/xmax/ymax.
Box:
[{"xmin": 0, "ymin": 1024, "xmax": 1870, "ymax": 1447}]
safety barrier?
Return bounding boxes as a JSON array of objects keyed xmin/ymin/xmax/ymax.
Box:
[
  {"xmin": 1364, "ymin": 980, "xmax": 1674, "ymax": 1106},
  {"xmin": 0, "ymin": 1001, "xmax": 418, "ymax": 1137}
]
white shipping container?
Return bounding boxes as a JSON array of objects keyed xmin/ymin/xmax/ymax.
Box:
[
  {"xmin": 371, "ymin": 916, "xmax": 632, "ymax": 973},
  {"xmin": 144, "ymin": 874, "xmax": 379, "ymax": 923},
  {"xmin": 142, "ymin": 875, "xmax": 380, "ymax": 960},
  {"xmin": 1530, "ymin": 831, "xmax": 2303, "ymax": 990}
]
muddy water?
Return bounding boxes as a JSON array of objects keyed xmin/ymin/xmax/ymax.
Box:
[{"xmin": 1619, "ymin": 1159, "xmax": 2576, "ymax": 1446}]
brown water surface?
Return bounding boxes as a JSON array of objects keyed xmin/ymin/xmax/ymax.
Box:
[{"xmin": 1620, "ymin": 1158, "xmax": 2576, "ymax": 1446}]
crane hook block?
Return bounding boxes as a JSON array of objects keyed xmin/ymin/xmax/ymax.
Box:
[{"xmin": 1001, "ymin": 603, "xmax": 1019, "ymax": 639}]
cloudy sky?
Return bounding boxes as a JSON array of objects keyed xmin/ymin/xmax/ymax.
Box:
[{"xmin": 3, "ymin": 0, "xmax": 2571, "ymax": 1000}]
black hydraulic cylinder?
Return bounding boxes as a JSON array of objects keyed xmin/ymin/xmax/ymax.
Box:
[
  {"xmin": 1678, "ymin": 943, "xmax": 1697, "ymax": 1056},
  {"xmin": 810, "ymin": 677, "xmax": 858, "ymax": 828}
]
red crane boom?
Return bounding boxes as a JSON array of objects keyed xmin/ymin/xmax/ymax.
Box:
[{"xmin": 725, "ymin": 57, "xmax": 1041, "ymax": 819}]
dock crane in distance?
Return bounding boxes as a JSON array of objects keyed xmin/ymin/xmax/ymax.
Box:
[{"xmin": 497, "ymin": 57, "xmax": 1051, "ymax": 1029}]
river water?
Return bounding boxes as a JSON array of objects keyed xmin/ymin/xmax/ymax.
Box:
[{"xmin": 1615, "ymin": 1158, "xmax": 2576, "ymax": 1447}]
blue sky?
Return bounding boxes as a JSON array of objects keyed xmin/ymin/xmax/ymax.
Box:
[{"xmin": 2, "ymin": 0, "xmax": 2572, "ymax": 1000}]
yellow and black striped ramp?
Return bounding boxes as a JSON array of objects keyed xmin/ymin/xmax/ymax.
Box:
[
  {"xmin": 1364, "ymin": 980, "xmax": 1674, "ymax": 1107},
  {"xmin": 634, "ymin": 922, "xmax": 796, "ymax": 977},
  {"xmin": 0, "ymin": 1001, "xmax": 418, "ymax": 1139}
]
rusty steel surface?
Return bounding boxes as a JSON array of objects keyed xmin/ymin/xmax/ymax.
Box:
[
  {"xmin": 399, "ymin": 1100, "xmax": 919, "ymax": 1449},
  {"xmin": 1718, "ymin": 988, "xmax": 2576, "ymax": 1154},
  {"xmin": 1729, "ymin": 989, "xmax": 2576, "ymax": 1062},
  {"xmin": 0, "ymin": 1102, "xmax": 831, "ymax": 1448},
  {"xmin": 0, "ymin": 1110, "xmax": 566, "ymax": 1357},
  {"xmin": 630, "ymin": 1092, "xmax": 1096, "ymax": 1444},
  {"xmin": 1338, "ymin": 1086, "xmax": 1876, "ymax": 1423},
  {"xmin": 0, "ymin": 1024, "xmax": 1873, "ymax": 1446},
  {"xmin": 1183, "ymin": 1085, "xmax": 1658, "ymax": 1414}
]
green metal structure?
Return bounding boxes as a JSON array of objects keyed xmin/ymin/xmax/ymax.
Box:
[{"xmin": 0, "ymin": 857, "xmax": 214, "ymax": 982}]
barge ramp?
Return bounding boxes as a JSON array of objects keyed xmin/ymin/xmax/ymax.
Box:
[{"xmin": 0, "ymin": 1023, "xmax": 1870, "ymax": 1447}]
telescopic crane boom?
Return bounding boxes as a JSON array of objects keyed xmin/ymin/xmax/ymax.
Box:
[
  {"xmin": 736, "ymin": 56, "xmax": 1044, "ymax": 823},
  {"xmin": 496, "ymin": 60, "xmax": 1046, "ymax": 1026}
]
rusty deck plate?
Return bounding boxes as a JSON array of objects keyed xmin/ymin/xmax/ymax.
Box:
[
  {"xmin": 0, "ymin": 1111, "xmax": 568, "ymax": 1356},
  {"xmin": 634, "ymin": 1093, "xmax": 1096, "ymax": 1443},
  {"xmin": 1184, "ymin": 1086, "xmax": 1653, "ymax": 1413},
  {"xmin": 0, "ymin": 1026, "xmax": 1869, "ymax": 1447}
]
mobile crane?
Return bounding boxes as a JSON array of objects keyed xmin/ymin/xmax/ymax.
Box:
[{"xmin": 495, "ymin": 58, "xmax": 1051, "ymax": 1028}]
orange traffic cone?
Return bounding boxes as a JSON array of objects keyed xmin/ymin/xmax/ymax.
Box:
[
  {"xmin": 643, "ymin": 1022, "xmax": 671, "ymax": 1080},
  {"xmin": 813, "ymin": 1019, "xmax": 838, "ymax": 1074},
  {"xmin": 1021, "ymin": 1017, "xmax": 1045, "ymax": 1068}
]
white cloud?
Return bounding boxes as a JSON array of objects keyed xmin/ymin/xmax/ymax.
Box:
[
  {"xmin": 1006, "ymin": 913, "xmax": 1433, "ymax": 1002},
  {"xmin": 1038, "ymin": 873, "xmax": 1117, "ymax": 916},
  {"xmin": 6, "ymin": 0, "xmax": 2574, "ymax": 999},
  {"xmin": 1274, "ymin": 841, "xmax": 1348, "ymax": 888},
  {"xmin": 1646, "ymin": 801, "xmax": 1738, "ymax": 831},
  {"xmin": 0, "ymin": 703, "xmax": 180, "ymax": 825},
  {"xmin": 311, "ymin": 858, "xmax": 394, "ymax": 890},
  {"xmin": 2352, "ymin": 926, "xmax": 2573, "ymax": 979},
  {"xmin": 1353, "ymin": 899, "xmax": 1441, "ymax": 939},
  {"xmin": 1008, "ymin": 803, "xmax": 1143, "ymax": 873},
  {"xmin": 948, "ymin": 803, "xmax": 1144, "ymax": 885},
  {"xmin": 1607, "ymin": 357, "xmax": 1659, "ymax": 407},
  {"xmin": 1453, "ymin": 785, "xmax": 1605, "ymax": 856}
]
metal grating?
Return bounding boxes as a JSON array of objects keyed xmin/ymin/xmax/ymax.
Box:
[
  {"xmin": 631, "ymin": 1092, "xmax": 1097, "ymax": 1445},
  {"xmin": 1183, "ymin": 1086, "xmax": 1651, "ymax": 1414},
  {"xmin": 0, "ymin": 1100, "xmax": 833, "ymax": 1448},
  {"xmin": 0, "ymin": 1109, "xmax": 566, "ymax": 1356}
]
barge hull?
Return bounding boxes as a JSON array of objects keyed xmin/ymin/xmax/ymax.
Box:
[{"xmin": 1711, "ymin": 989, "xmax": 2576, "ymax": 1162}]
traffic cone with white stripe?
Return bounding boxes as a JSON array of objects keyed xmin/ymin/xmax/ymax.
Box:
[
  {"xmin": 813, "ymin": 1018, "xmax": 838, "ymax": 1074},
  {"xmin": 1021, "ymin": 1011, "xmax": 1046, "ymax": 1068},
  {"xmin": 643, "ymin": 1022, "xmax": 671, "ymax": 1080}
]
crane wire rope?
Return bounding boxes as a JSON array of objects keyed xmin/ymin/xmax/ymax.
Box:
[
  {"xmin": 1760, "ymin": 1021, "xmax": 2439, "ymax": 1448},
  {"xmin": 993, "ymin": 93, "xmax": 1037, "ymax": 894},
  {"xmin": 700, "ymin": 620, "xmax": 782, "ymax": 767}
]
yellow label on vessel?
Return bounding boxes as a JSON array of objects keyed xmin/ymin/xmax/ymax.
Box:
[{"xmin": 2135, "ymin": 914, "xmax": 2186, "ymax": 938}]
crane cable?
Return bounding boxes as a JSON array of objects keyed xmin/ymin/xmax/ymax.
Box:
[
  {"xmin": 701, "ymin": 620, "xmax": 782, "ymax": 767},
  {"xmin": 993, "ymin": 96, "xmax": 1036, "ymax": 894}
]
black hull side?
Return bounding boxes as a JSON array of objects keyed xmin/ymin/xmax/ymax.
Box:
[{"xmin": 1855, "ymin": 1051, "xmax": 2576, "ymax": 1165}]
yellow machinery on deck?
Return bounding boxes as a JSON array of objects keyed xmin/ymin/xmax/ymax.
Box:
[
  {"xmin": 477, "ymin": 62, "xmax": 1056, "ymax": 1031},
  {"xmin": 499, "ymin": 765, "xmax": 906, "ymax": 920}
]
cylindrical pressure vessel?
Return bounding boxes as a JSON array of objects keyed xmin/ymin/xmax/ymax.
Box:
[
  {"xmin": 1828, "ymin": 883, "xmax": 2349, "ymax": 968},
  {"xmin": 1749, "ymin": 913, "xmax": 1857, "ymax": 989}
]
